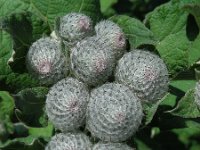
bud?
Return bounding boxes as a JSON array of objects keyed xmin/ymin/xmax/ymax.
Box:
[
  {"xmin": 26, "ymin": 37, "xmax": 69, "ymax": 85},
  {"xmin": 46, "ymin": 78, "xmax": 89, "ymax": 132},
  {"xmin": 71, "ymin": 36, "xmax": 116, "ymax": 86},
  {"xmin": 115, "ymin": 50, "xmax": 169, "ymax": 102},
  {"xmin": 93, "ymin": 142, "xmax": 134, "ymax": 150},
  {"xmin": 95, "ymin": 20, "xmax": 126, "ymax": 59},
  {"xmin": 86, "ymin": 83, "xmax": 143, "ymax": 142},
  {"xmin": 57, "ymin": 13, "xmax": 94, "ymax": 47},
  {"xmin": 45, "ymin": 133, "xmax": 92, "ymax": 150}
]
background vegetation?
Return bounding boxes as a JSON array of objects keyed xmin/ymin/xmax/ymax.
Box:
[{"xmin": 0, "ymin": 0, "xmax": 200, "ymax": 149}]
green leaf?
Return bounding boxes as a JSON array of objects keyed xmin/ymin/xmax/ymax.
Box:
[
  {"xmin": 0, "ymin": 31, "xmax": 12, "ymax": 80},
  {"xmin": 5, "ymin": 73, "xmax": 39, "ymax": 93},
  {"xmin": 29, "ymin": 122, "xmax": 54, "ymax": 138},
  {"xmin": 0, "ymin": 0, "xmax": 29, "ymax": 19},
  {"xmin": 0, "ymin": 91, "xmax": 14, "ymax": 141},
  {"xmin": 142, "ymin": 96, "xmax": 166, "ymax": 125},
  {"xmin": 13, "ymin": 123, "xmax": 29, "ymax": 137},
  {"xmin": 160, "ymin": 80, "xmax": 196, "ymax": 110},
  {"xmin": 23, "ymin": 0, "xmax": 102, "ymax": 30},
  {"xmin": 134, "ymin": 138, "xmax": 151, "ymax": 150},
  {"xmin": 172, "ymin": 125, "xmax": 200, "ymax": 147},
  {"xmin": 0, "ymin": 91, "xmax": 14, "ymax": 133},
  {"xmin": 156, "ymin": 31, "xmax": 189, "ymax": 77},
  {"xmin": 184, "ymin": 4, "xmax": 200, "ymax": 28},
  {"xmin": 145, "ymin": 2, "xmax": 190, "ymax": 77},
  {"xmin": 150, "ymin": 127, "xmax": 160, "ymax": 139},
  {"xmin": 100, "ymin": 0, "xmax": 117, "ymax": 12},
  {"xmin": 110, "ymin": 15, "xmax": 156, "ymax": 48},
  {"xmin": 0, "ymin": 122, "xmax": 53, "ymax": 149},
  {"xmin": 142, "ymin": 79, "xmax": 197, "ymax": 125},
  {"xmin": 2, "ymin": 12, "xmax": 49, "ymax": 73},
  {"xmin": 2, "ymin": 13, "xmax": 33, "ymax": 73},
  {"xmin": 0, "ymin": 30, "xmax": 39, "ymax": 92},
  {"xmin": 145, "ymin": 2, "xmax": 188, "ymax": 41},
  {"xmin": 179, "ymin": 0, "xmax": 200, "ymax": 28},
  {"xmin": 14, "ymin": 87, "xmax": 49, "ymax": 127},
  {"xmin": 0, "ymin": 136, "xmax": 44, "ymax": 150},
  {"xmin": 168, "ymin": 89, "xmax": 200, "ymax": 118},
  {"xmin": 170, "ymin": 80, "xmax": 196, "ymax": 92},
  {"xmin": 160, "ymin": 93, "xmax": 177, "ymax": 109},
  {"xmin": 188, "ymin": 35, "xmax": 200, "ymax": 66},
  {"xmin": 0, "ymin": 91, "xmax": 14, "ymax": 120},
  {"xmin": 0, "ymin": 121, "xmax": 9, "ymax": 142},
  {"xmin": 100, "ymin": 0, "xmax": 117, "ymax": 17}
]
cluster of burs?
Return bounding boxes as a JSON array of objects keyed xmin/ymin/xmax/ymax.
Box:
[{"xmin": 26, "ymin": 12, "xmax": 169, "ymax": 150}]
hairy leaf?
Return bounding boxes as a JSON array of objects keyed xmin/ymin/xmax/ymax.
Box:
[
  {"xmin": 14, "ymin": 87, "xmax": 49, "ymax": 127},
  {"xmin": 0, "ymin": 91, "xmax": 14, "ymax": 135},
  {"xmin": 145, "ymin": 2, "xmax": 190, "ymax": 77},
  {"xmin": 110, "ymin": 15, "xmax": 156, "ymax": 49},
  {"xmin": 169, "ymin": 89, "xmax": 200, "ymax": 118}
]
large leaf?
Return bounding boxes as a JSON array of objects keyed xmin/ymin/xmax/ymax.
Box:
[
  {"xmin": 0, "ymin": 91, "xmax": 14, "ymax": 135},
  {"xmin": 4, "ymin": 73, "xmax": 39, "ymax": 93},
  {"xmin": 168, "ymin": 89, "xmax": 200, "ymax": 118},
  {"xmin": 160, "ymin": 80, "xmax": 196, "ymax": 110},
  {"xmin": 14, "ymin": 87, "xmax": 49, "ymax": 127},
  {"xmin": 170, "ymin": 80, "xmax": 196, "ymax": 92},
  {"xmin": 0, "ymin": 0, "xmax": 28, "ymax": 19},
  {"xmin": 110, "ymin": 15, "xmax": 156, "ymax": 49},
  {"xmin": 0, "ymin": 26, "xmax": 40, "ymax": 92},
  {"xmin": 155, "ymin": 31, "xmax": 189, "ymax": 77},
  {"xmin": 0, "ymin": 29, "xmax": 39, "ymax": 92},
  {"xmin": 142, "ymin": 96, "xmax": 166, "ymax": 126},
  {"xmin": 29, "ymin": 122, "xmax": 54, "ymax": 139},
  {"xmin": 2, "ymin": 12, "xmax": 49, "ymax": 73},
  {"xmin": 0, "ymin": 122, "xmax": 53, "ymax": 149},
  {"xmin": 172, "ymin": 127, "xmax": 200, "ymax": 146},
  {"xmin": 188, "ymin": 35, "xmax": 200, "ymax": 66},
  {"xmin": 100, "ymin": 0, "xmax": 117, "ymax": 17},
  {"xmin": 142, "ymin": 79, "xmax": 196, "ymax": 125},
  {"xmin": 145, "ymin": 2, "xmax": 190, "ymax": 77},
  {"xmin": 0, "ymin": 91, "xmax": 14, "ymax": 120},
  {"xmin": 179, "ymin": 0, "xmax": 200, "ymax": 28},
  {"xmin": 0, "ymin": 31, "xmax": 12, "ymax": 80},
  {"xmin": 145, "ymin": 2, "xmax": 188, "ymax": 41},
  {"xmin": 0, "ymin": 136, "xmax": 44, "ymax": 150}
]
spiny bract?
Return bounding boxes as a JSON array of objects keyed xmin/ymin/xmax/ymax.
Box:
[
  {"xmin": 45, "ymin": 133, "xmax": 92, "ymax": 150},
  {"xmin": 95, "ymin": 20, "xmax": 126, "ymax": 59},
  {"xmin": 26, "ymin": 37, "xmax": 69, "ymax": 85},
  {"xmin": 115, "ymin": 50, "xmax": 169, "ymax": 102},
  {"xmin": 46, "ymin": 77, "xmax": 89, "ymax": 132},
  {"xmin": 58, "ymin": 12, "xmax": 93, "ymax": 47},
  {"xmin": 195, "ymin": 81, "xmax": 200, "ymax": 107},
  {"xmin": 86, "ymin": 83, "xmax": 143, "ymax": 142},
  {"xmin": 71, "ymin": 36, "xmax": 116, "ymax": 86},
  {"xmin": 93, "ymin": 142, "xmax": 134, "ymax": 150}
]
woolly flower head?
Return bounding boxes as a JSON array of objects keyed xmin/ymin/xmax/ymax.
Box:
[
  {"xmin": 45, "ymin": 133, "xmax": 92, "ymax": 150},
  {"xmin": 26, "ymin": 37, "xmax": 69, "ymax": 85},
  {"xmin": 95, "ymin": 20, "xmax": 126, "ymax": 58},
  {"xmin": 86, "ymin": 83, "xmax": 143, "ymax": 142},
  {"xmin": 71, "ymin": 36, "xmax": 116, "ymax": 86},
  {"xmin": 57, "ymin": 12, "xmax": 93, "ymax": 47},
  {"xmin": 93, "ymin": 142, "xmax": 134, "ymax": 150},
  {"xmin": 46, "ymin": 77, "xmax": 89, "ymax": 132},
  {"xmin": 115, "ymin": 50, "xmax": 169, "ymax": 102}
]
